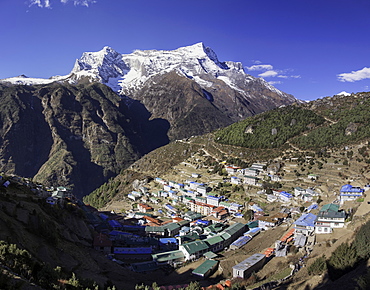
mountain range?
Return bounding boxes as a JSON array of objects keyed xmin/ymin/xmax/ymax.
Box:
[{"xmin": 0, "ymin": 43, "xmax": 298, "ymax": 196}]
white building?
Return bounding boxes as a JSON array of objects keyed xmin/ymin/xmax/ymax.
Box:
[{"xmin": 315, "ymin": 204, "xmax": 346, "ymax": 234}]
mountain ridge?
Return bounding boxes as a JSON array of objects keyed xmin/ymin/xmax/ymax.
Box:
[{"xmin": 0, "ymin": 42, "xmax": 296, "ymax": 102}]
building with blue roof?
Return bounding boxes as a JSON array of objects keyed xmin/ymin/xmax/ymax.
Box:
[
  {"xmin": 294, "ymin": 213, "xmax": 317, "ymax": 236},
  {"xmin": 279, "ymin": 191, "xmax": 293, "ymax": 203},
  {"xmin": 230, "ymin": 235, "xmax": 252, "ymax": 250},
  {"xmin": 206, "ymin": 195, "xmax": 221, "ymax": 206},
  {"xmin": 340, "ymin": 184, "xmax": 364, "ymax": 203}
]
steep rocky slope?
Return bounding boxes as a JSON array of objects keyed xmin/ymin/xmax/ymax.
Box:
[{"xmin": 0, "ymin": 83, "xmax": 143, "ymax": 197}]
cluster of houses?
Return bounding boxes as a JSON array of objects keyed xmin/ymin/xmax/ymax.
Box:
[
  {"xmin": 128, "ymin": 175, "xmax": 244, "ymax": 224},
  {"xmin": 226, "ymin": 163, "xmax": 266, "ymax": 186},
  {"xmin": 82, "ymin": 160, "xmax": 367, "ymax": 282}
]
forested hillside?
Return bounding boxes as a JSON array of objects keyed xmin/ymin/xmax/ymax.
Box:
[
  {"xmin": 214, "ymin": 106, "xmax": 325, "ymax": 148},
  {"xmin": 214, "ymin": 92, "xmax": 370, "ymax": 150}
]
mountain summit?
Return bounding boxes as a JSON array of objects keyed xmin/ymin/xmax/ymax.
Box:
[
  {"xmin": 66, "ymin": 43, "xmax": 298, "ymax": 140},
  {"xmin": 68, "ymin": 42, "xmax": 295, "ymax": 102},
  {"xmin": 1, "ymin": 43, "xmax": 297, "ymax": 138}
]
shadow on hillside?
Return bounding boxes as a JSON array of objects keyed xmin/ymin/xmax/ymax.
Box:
[
  {"xmin": 276, "ymin": 259, "xmax": 370, "ymax": 290},
  {"xmin": 122, "ymin": 98, "xmax": 170, "ymax": 155}
]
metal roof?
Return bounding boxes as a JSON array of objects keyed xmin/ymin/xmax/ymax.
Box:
[
  {"xmin": 233, "ymin": 253, "xmax": 265, "ymax": 271},
  {"xmin": 181, "ymin": 240, "xmax": 209, "ymax": 255},
  {"xmin": 294, "ymin": 213, "xmax": 317, "ymax": 227},
  {"xmin": 192, "ymin": 259, "xmax": 218, "ymax": 277}
]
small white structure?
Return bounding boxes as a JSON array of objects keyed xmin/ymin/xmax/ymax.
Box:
[{"xmin": 231, "ymin": 176, "xmax": 242, "ymax": 185}]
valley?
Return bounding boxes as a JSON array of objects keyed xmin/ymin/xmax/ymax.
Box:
[{"xmin": 0, "ymin": 45, "xmax": 370, "ymax": 289}]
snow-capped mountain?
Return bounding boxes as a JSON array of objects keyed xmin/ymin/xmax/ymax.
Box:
[
  {"xmin": 1, "ymin": 42, "xmax": 296, "ymax": 103},
  {"xmin": 68, "ymin": 42, "xmax": 294, "ymax": 101},
  {"xmin": 0, "ymin": 43, "xmax": 298, "ymax": 141},
  {"xmin": 336, "ymin": 91, "xmax": 351, "ymax": 96}
]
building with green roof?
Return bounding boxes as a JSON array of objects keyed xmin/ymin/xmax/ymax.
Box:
[
  {"xmin": 204, "ymin": 235, "xmax": 224, "ymax": 252},
  {"xmin": 192, "ymin": 259, "xmax": 219, "ymax": 278},
  {"xmin": 315, "ymin": 203, "xmax": 346, "ymax": 234},
  {"xmin": 221, "ymin": 222, "xmax": 247, "ymax": 246},
  {"xmin": 179, "ymin": 240, "xmax": 209, "ymax": 261},
  {"xmin": 152, "ymin": 250, "xmax": 185, "ymax": 265}
]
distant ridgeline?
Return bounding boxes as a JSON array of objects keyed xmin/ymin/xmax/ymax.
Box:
[{"xmin": 215, "ymin": 91, "xmax": 370, "ymax": 150}]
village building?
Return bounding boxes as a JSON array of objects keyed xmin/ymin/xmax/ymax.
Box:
[
  {"xmin": 192, "ymin": 173, "xmax": 201, "ymax": 178},
  {"xmin": 315, "ymin": 203, "xmax": 346, "ymax": 234},
  {"xmin": 168, "ymin": 181, "xmax": 177, "ymax": 187},
  {"xmin": 294, "ymin": 213, "xmax": 317, "ymax": 236},
  {"xmin": 138, "ymin": 203, "xmax": 153, "ymax": 213},
  {"xmin": 231, "ymin": 176, "xmax": 242, "ymax": 185},
  {"xmin": 244, "ymin": 227, "xmax": 261, "ymax": 238},
  {"xmin": 258, "ymin": 216, "xmax": 279, "ymax": 230},
  {"xmin": 192, "ymin": 260, "xmax": 218, "ymax": 278},
  {"xmin": 251, "ymin": 163, "xmax": 266, "ymax": 171},
  {"xmin": 128, "ymin": 194, "xmax": 140, "ymax": 201},
  {"xmin": 244, "ymin": 175, "xmax": 259, "ymax": 186},
  {"xmin": 113, "ymin": 247, "xmax": 152, "ymax": 261},
  {"xmin": 306, "ymin": 188, "xmax": 320, "ymax": 196},
  {"xmin": 269, "ymin": 174, "xmax": 282, "ymax": 182},
  {"xmin": 152, "ymin": 250, "xmax": 185, "ymax": 266},
  {"xmin": 206, "ymin": 195, "xmax": 221, "ymax": 207},
  {"xmin": 145, "ymin": 222, "xmax": 181, "ymax": 237},
  {"xmin": 340, "ymin": 184, "xmax": 364, "ymax": 203},
  {"xmin": 225, "ymin": 165, "xmax": 241, "ymax": 175},
  {"xmin": 230, "ymin": 235, "xmax": 252, "ymax": 250},
  {"xmin": 278, "ymin": 191, "xmax": 293, "ymax": 203},
  {"xmin": 220, "ymin": 223, "xmax": 247, "ymax": 247},
  {"xmin": 248, "ymin": 202, "xmax": 263, "ymax": 213},
  {"xmin": 173, "ymin": 183, "xmax": 184, "ymax": 189},
  {"xmin": 163, "ymin": 184, "xmax": 173, "ymax": 192},
  {"xmin": 204, "ymin": 223, "xmax": 225, "ymax": 236},
  {"xmin": 232, "ymin": 253, "xmax": 266, "ymax": 279},
  {"xmin": 301, "ymin": 193, "xmax": 314, "ymax": 202},
  {"xmin": 204, "ymin": 235, "xmax": 225, "ymax": 252},
  {"xmin": 188, "ymin": 181, "xmax": 204, "ymax": 190},
  {"xmin": 183, "ymin": 211, "xmax": 203, "ymax": 221},
  {"xmin": 155, "ymin": 177, "xmax": 166, "ymax": 184},
  {"xmin": 190, "ymin": 201, "xmax": 215, "ymax": 216},
  {"xmin": 164, "ymin": 204, "xmax": 178, "ymax": 214},
  {"xmin": 210, "ymin": 206, "xmax": 229, "ymax": 220},
  {"xmin": 196, "ymin": 186, "xmax": 208, "ymax": 196},
  {"xmin": 179, "ymin": 240, "xmax": 209, "ymax": 261},
  {"xmin": 266, "ymin": 194, "xmax": 278, "ymax": 203},
  {"xmin": 244, "ymin": 167, "xmax": 260, "ymax": 177},
  {"xmin": 294, "ymin": 187, "xmax": 306, "ymax": 196}
]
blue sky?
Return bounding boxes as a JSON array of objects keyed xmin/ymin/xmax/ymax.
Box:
[{"xmin": 1, "ymin": 0, "xmax": 369, "ymax": 101}]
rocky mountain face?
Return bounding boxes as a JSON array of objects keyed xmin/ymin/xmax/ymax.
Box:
[
  {"xmin": 0, "ymin": 83, "xmax": 157, "ymax": 197},
  {"xmin": 68, "ymin": 43, "xmax": 298, "ymax": 140},
  {"xmin": 0, "ymin": 43, "xmax": 298, "ymax": 196}
]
